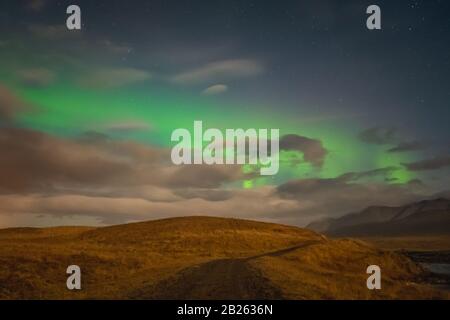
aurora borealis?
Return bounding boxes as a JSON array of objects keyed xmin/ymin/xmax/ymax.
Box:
[{"xmin": 0, "ymin": 0, "xmax": 449, "ymax": 227}]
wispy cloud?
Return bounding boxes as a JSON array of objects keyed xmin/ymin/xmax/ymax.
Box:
[
  {"xmin": 78, "ymin": 68, "xmax": 151, "ymax": 88},
  {"xmin": 403, "ymin": 156, "xmax": 450, "ymax": 171},
  {"xmin": 388, "ymin": 141, "xmax": 425, "ymax": 153},
  {"xmin": 276, "ymin": 175, "xmax": 428, "ymax": 224},
  {"xmin": 29, "ymin": 24, "xmax": 81, "ymax": 39},
  {"xmin": 338, "ymin": 166, "xmax": 399, "ymax": 181},
  {"xmin": 17, "ymin": 68, "xmax": 56, "ymax": 87},
  {"xmin": 172, "ymin": 59, "xmax": 264, "ymax": 85},
  {"xmin": 100, "ymin": 120, "xmax": 152, "ymax": 133},
  {"xmin": 26, "ymin": 0, "xmax": 48, "ymax": 12},
  {"xmin": 202, "ymin": 84, "xmax": 228, "ymax": 95},
  {"xmin": 359, "ymin": 126, "xmax": 397, "ymax": 145}
]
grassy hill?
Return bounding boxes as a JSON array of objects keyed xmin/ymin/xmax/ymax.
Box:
[{"xmin": 0, "ymin": 216, "xmax": 447, "ymax": 299}]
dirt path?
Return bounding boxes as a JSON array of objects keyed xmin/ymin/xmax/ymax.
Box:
[
  {"xmin": 145, "ymin": 258, "xmax": 283, "ymax": 299},
  {"xmin": 134, "ymin": 241, "xmax": 320, "ymax": 299}
]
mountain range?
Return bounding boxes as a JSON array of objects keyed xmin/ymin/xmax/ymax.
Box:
[{"xmin": 306, "ymin": 198, "xmax": 450, "ymax": 237}]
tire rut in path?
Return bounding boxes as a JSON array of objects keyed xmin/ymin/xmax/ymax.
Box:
[
  {"xmin": 144, "ymin": 258, "xmax": 283, "ymax": 299},
  {"xmin": 137, "ymin": 241, "xmax": 321, "ymax": 299}
]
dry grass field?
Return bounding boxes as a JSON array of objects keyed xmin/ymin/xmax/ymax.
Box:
[{"xmin": 0, "ymin": 216, "xmax": 447, "ymax": 299}]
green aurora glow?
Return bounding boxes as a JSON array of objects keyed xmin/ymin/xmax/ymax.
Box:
[{"xmin": 4, "ymin": 80, "xmax": 418, "ymax": 188}]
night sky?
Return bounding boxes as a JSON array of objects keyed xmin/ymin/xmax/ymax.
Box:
[{"xmin": 0, "ymin": 0, "xmax": 449, "ymax": 227}]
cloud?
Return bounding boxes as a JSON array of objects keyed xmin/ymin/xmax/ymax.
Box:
[
  {"xmin": 359, "ymin": 126, "xmax": 397, "ymax": 145},
  {"xmin": 0, "ymin": 127, "xmax": 246, "ymax": 194},
  {"xmin": 388, "ymin": 141, "xmax": 425, "ymax": 153},
  {"xmin": 167, "ymin": 165, "xmax": 247, "ymax": 189},
  {"xmin": 29, "ymin": 24, "xmax": 80, "ymax": 39},
  {"xmin": 0, "ymin": 126, "xmax": 291, "ymax": 226},
  {"xmin": 172, "ymin": 59, "xmax": 264, "ymax": 84},
  {"xmin": 280, "ymin": 134, "xmax": 328, "ymax": 167},
  {"xmin": 0, "ymin": 86, "xmax": 443, "ymax": 228},
  {"xmin": 0, "ymin": 128, "xmax": 135, "ymax": 193},
  {"xmin": 0, "ymin": 84, "xmax": 33, "ymax": 123},
  {"xmin": 26, "ymin": 0, "xmax": 48, "ymax": 11},
  {"xmin": 276, "ymin": 176, "xmax": 428, "ymax": 223},
  {"xmin": 202, "ymin": 84, "xmax": 228, "ymax": 96},
  {"xmin": 78, "ymin": 68, "xmax": 151, "ymax": 88},
  {"xmin": 360, "ymin": 128, "xmax": 427, "ymax": 154},
  {"xmin": 338, "ymin": 166, "xmax": 399, "ymax": 181},
  {"xmin": 0, "ymin": 125, "xmax": 437, "ymax": 227},
  {"xmin": 402, "ymin": 156, "xmax": 450, "ymax": 171},
  {"xmin": 174, "ymin": 188, "xmax": 233, "ymax": 202},
  {"xmin": 0, "ymin": 174, "xmax": 431, "ymax": 227},
  {"xmin": 100, "ymin": 120, "xmax": 152, "ymax": 133},
  {"xmin": 28, "ymin": 24, "xmax": 134, "ymax": 61},
  {"xmin": 17, "ymin": 68, "xmax": 56, "ymax": 87},
  {"xmin": 407, "ymin": 178, "xmax": 424, "ymax": 187},
  {"xmin": 0, "ymin": 186, "xmax": 301, "ymax": 226},
  {"xmin": 97, "ymin": 40, "xmax": 133, "ymax": 55}
]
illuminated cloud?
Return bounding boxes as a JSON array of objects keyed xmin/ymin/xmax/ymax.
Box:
[
  {"xmin": 29, "ymin": 24, "xmax": 80, "ymax": 39},
  {"xmin": 0, "ymin": 85, "xmax": 33, "ymax": 123},
  {"xmin": 0, "ymin": 127, "xmax": 246, "ymax": 193},
  {"xmin": 359, "ymin": 127, "xmax": 397, "ymax": 145},
  {"xmin": 0, "ymin": 187, "xmax": 300, "ymax": 226},
  {"xmin": 338, "ymin": 166, "xmax": 399, "ymax": 181},
  {"xmin": 97, "ymin": 40, "xmax": 133, "ymax": 55},
  {"xmin": 100, "ymin": 120, "xmax": 152, "ymax": 133},
  {"xmin": 280, "ymin": 134, "xmax": 328, "ymax": 167},
  {"xmin": 172, "ymin": 59, "xmax": 264, "ymax": 84},
  {"xmin": 202, "ymin": 84, "xmax": 228, "ymax": 96},
  {"xmin": 17, "ymin": 68, "xmax": 56, "ymax": 87},
  {"xmin": 78, "ymin": 68, "xmax": 151, "ymax": 88}
]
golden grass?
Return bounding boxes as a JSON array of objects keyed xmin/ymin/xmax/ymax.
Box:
[
  {"xmin": 0, "ymin": 217, "xmax": 447, "ymax": 299},
  {"xmin": 250, "ymin": 239, "xmax": 448, "ymax": 299}
]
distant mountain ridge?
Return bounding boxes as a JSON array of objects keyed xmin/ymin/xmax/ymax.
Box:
[{"xmin": 306, "ymin": 198, "xmax": 450, "ymax": 237}]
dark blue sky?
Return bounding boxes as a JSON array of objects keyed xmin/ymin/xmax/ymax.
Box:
[{"xmin": 3, "ymin": 0, "xmax": 448, "ymax": 137}]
